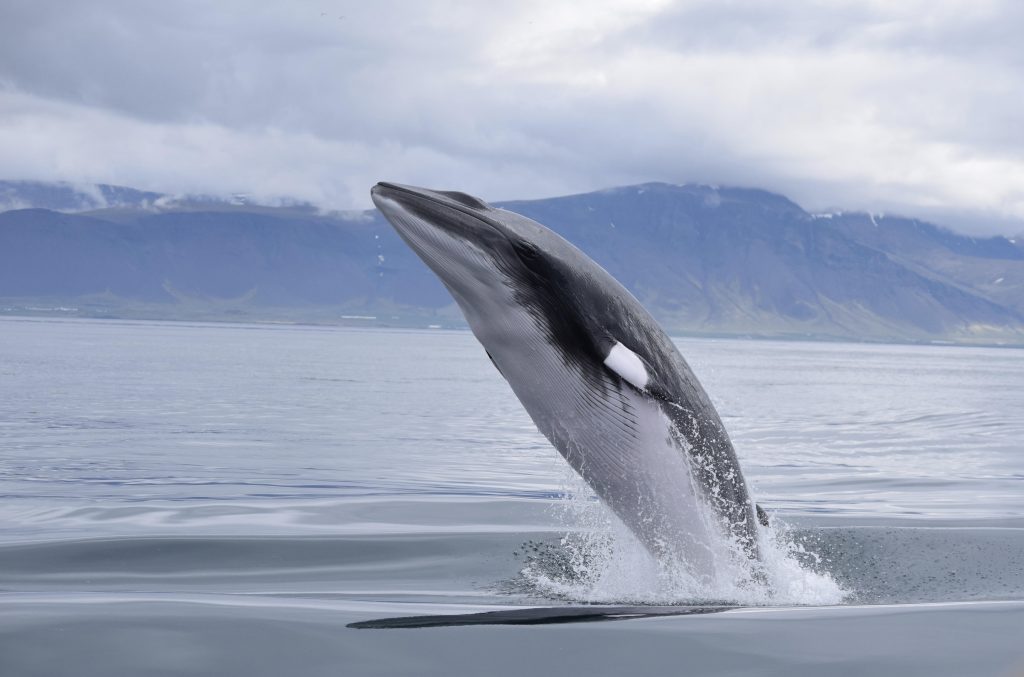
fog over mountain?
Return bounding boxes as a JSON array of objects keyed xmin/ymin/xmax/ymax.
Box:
[{"xmin": 2, "ymin": 180, "xmax": 1022, "ymax": 344}]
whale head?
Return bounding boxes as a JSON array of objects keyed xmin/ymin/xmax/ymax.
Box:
[{"xmin": 370, "ymin": 182, "xmax": 592, "ymax": 345}]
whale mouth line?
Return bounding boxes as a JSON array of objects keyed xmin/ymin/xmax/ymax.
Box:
[{"xmin": 347, "ymin": 604, "xmax": 737, "ymax": 629}]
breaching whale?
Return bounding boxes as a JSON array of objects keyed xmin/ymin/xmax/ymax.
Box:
[{"xmin": 371, "ymin": 182, "xmax": 762, "ymax": 580}]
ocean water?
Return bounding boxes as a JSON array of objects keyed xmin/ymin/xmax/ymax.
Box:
[{"xmin": 1, "ymin": 316, "xmax": 1023, "ymax": 676}]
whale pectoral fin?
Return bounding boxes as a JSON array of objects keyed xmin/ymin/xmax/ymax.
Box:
[
  {"xmin": 756, "ymin": 504, "xmax": 769, "ymax": 527},
  {"xmin": 602, "ymin": 341, "xmax": 651, "ymax": 391},
  {"xmin": 601, "ymin": 340, "xmax": 675, "ymax": 401}
]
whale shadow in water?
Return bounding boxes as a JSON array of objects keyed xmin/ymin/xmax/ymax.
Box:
[{"xmin": 347, "ymin": 605, "xmax": 737, "ymax": 629}]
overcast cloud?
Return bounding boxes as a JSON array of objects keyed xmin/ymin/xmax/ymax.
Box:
[{"xmin": 1, "ymin": 0, "xmax": 1022, "ymax": 234}]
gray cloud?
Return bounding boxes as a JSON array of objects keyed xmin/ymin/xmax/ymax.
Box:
[{"xmin": 0, "ymin": 0, "xmax": 1022, "ymax": 234}]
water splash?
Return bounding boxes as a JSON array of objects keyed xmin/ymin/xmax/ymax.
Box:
[{"xmin": 518, "ymin": 471, "xmax": 847, "ymax": 606}]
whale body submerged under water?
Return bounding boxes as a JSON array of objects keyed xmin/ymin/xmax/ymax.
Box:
[{"xmin": 371, "ymin": 182, "xmax": 763, "ymax": 583}]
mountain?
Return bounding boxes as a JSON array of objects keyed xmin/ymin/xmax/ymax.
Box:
[
  {"xmin": 1, "ymin": 181, "xmax": 1022, "ymax": 344},
  {"xmin": 0, "ymin": 204, "xmax": 450, "ymax": 322},
  {"xmin": 501, "ymin": 184, "xmax": 1024, "ymax": 341}
]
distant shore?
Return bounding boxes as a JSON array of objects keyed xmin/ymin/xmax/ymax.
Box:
[{"xmin": 4, "ymin": 305, "xmax": 1022, "ymax": 350}]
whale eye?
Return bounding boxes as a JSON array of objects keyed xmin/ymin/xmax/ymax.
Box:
[{"xmin": 514, "ymin": 241, "xmax": 541, "ymax": 263}]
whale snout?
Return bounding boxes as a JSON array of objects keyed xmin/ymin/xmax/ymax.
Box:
[
  {"xmin": 371, "ymin": 181, "xmax": 418, "ymax": 198},
  {"xmin": 372, "ymin": 182, "xmax": 491, "ymax": 213}
]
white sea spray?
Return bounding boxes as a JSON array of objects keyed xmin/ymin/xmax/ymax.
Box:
[{"xmin": 520, "ymin": 469, "xmax": 847, "ymax": 606}]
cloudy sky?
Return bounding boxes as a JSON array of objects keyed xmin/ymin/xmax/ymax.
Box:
[{"xmin": 1, "ymin": 0, "xmax": 1022, "ymax": 233}]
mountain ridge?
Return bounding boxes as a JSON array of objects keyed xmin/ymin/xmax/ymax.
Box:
[{"xmin": 2, "ymin": 180, "xmax": 1022, "ymax": 345}]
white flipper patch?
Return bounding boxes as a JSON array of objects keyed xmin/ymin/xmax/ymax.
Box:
[{"xmin": 603, "ymin": 342, "xmax": 649, "ymax": 390}]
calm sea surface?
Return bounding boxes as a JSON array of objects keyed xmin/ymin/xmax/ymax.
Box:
[{"xmin": 1, "ymin": 317, "xmax": 1023, "ymax": 676}]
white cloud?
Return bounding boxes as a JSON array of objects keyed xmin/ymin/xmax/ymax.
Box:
[
  {"xmin": 0, "ymin": 0, "xmax": 1021, "ymax": 234},
  {"xmin": 0, "ymin": 89, "xmax": 590, "ymax": 209}
]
